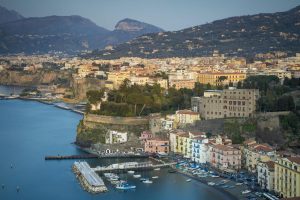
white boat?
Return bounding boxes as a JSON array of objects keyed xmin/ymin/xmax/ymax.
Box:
[
  {"xmin": 152, "ymin": 176, "xmax": 159, "ymax": 179},
  {"xmin": 127, "ymin": 170, "xmax": 135, "ymax": 174},
  {"xmin": 116, "ymin": 181, "xmax": 136, "ymax": 190},
  {"xmin": 154, "ymin": 168, "xmax": 160, "ymax": 171},
  {"xmin": 133, "ymin": 174, "xmax": 141, "ymax": 178},
  {"xmin": 208, "ymin": 182, "xmax": 215, "ymax": 186},
  {"xmin": 186, "ymin": 179, "xmax": 191, "ymax": 182},
  {"xmin": 242, "ymin": 190, "xmax": 251, "ymax": 194},
  {"xmin": 143, "ymin": 179, "xmax": 153, "ymax": 184},
  {"xmin": 211, "ymin": 175, "xmax": 219, "ymax": 178},
  {"xmin": 236, "ymin": 183, "xmax": 243, "ymax": 186}
]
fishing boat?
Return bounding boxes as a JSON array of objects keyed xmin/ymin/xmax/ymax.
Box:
[
  {"xmin": 143, "ymin": 179, "xmax": 153, "ymax": 184},
  {"xmin": 186, "ymin": 179, "xmax": 191, "ymax": 182},
  {"xmin": 208, "ymin": 182, "xmax": 215, "ymax": 186},
  {"xmin": 152, "ymin": 176, "xmax": 159, "ymax": 179},
  {"xmin": 154, "ymin": 168, "xmax": 160, "ymax": 171},
  {"xmin": 133, "ymin": 174, "xmax": 141, "ymax": 178},
  {"xmin": 242, "ymin": 190, "xmax": 251, "ymax": 194},
  {"xmin": 127, "ymin": 170, "xmax": 135, "ymax": 174},
  {"xmin": 116, "ymin": 181, "xmax": 136, "ymax": 190}
]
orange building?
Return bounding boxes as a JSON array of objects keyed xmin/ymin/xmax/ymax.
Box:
[
  {"xmin": 198, "ymin": 72, "xmax": 246, "ymax": 86},
  {"xmin": 144, "ymin": 138, "xmax": 169, "ymax": 154}
]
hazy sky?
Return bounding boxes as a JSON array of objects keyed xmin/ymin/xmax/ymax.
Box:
[{"xmin": 0, "ymin": 0, "xmax": 300, "ymax": 31}]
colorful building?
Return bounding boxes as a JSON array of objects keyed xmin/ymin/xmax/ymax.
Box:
[
  {"xmin": 175, "ymin": 110, "xmax": 200, "ymax": 126},
  {"xmin": 274, "ymin": 157, "xmax": 300, "ymax": 198},
  {"xmin": 144, "ymin": 138, "xmax": 169, "ymax": 155}
]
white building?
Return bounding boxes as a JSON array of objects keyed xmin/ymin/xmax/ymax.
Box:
[
  {"xmin": 191, "ymin": 136, "xmax": 209, "ymax": 163},
  {"xmin": 257, "ymin": 161, "xmax": 275, "ymax": 192},
  {"xmin": 105, "ymin": 130, "xmax": 128, "ymax": 144}
]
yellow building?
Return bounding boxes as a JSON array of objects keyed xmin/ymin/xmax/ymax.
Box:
[
  {"xmin": 243, "ymin": 143, "xmax": 276, "ymax": 173},
  {"xmin": 274, "ymin": 157, "xmax": 300, "ymax": 198},
  {"xmin": 198, "ymin": 72, "xmax": 246, "ymax": 86},
  {"xmin": 169, "ymin": 79, "xmax": 195, "ymax": 90},
  {"xmin": 106, "ymin": 71, "xmax": 130, "ymax": 89},
  {"xmin": 175, "ymin": 133, "xmax": 189, "ymax": 156},
  {"xmin": 175, "ymin": 110, "xmax": 200, "ymax": 127}
]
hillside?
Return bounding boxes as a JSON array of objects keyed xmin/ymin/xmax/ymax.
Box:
[
  {"xmin": 0, "ymin": 9, "xmax": 164, "ymax": 54},
  {"xmin": 87, "ymin": 5, "xmax": 300, "ymax": 59},
  {"xmin": 0, "ymin": 6, "xmax": 24, "ymax": 24}
]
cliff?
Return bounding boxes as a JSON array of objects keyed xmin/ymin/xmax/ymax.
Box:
[
  {"xmin": 76, "ymin": 114, "xmax": 149, "ymax": 147},
  {"xmin": 0, "ymin": 69, "xmax": 71, "ymax": 86}
]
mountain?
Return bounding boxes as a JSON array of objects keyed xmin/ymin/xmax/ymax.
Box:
[
  {"xmin": 0, "ymin": 6, "xmax": 24, "ymax": 24},
  {"xmin": 0, "ymin": 7, "xmax": 164, "ymax": 55},
  {"xmin": 87, "ymin": 5, "xmax": 300, "ymax": 59},
  {"xmin": 100, "ymin": 18, "xmax": 164, "ymax": 48},
  {"xmin": 0, "ymin": 15, "xmax": 110, "ymax": 54}
]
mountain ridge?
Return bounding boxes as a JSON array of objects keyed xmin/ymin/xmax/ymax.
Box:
[{"xmin": 87, "ymin": 5, "xmax": 300, "ymax": 59}]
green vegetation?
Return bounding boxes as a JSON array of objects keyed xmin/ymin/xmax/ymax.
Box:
[
  {"xmin": 224, "ymin": 119, "xmax": 257, "ymax": 144},
  {"xmin": 87, "ymin": 80, "xmax": 229, "ymax": 117},
  {"xmin": 76, "ymin": 120, "xmax": 107, "ymax": 147},
  {"xmin": 241, "ymin": 76, "xmax": 299, "ymax": 112},
  {"xmin": 279, "ymin": 112, "xmax": 300, "ymax": 143}
]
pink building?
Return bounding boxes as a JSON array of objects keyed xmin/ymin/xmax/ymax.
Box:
[
  {"xmin": 144, "ymin": 138, "xmax": 169, "ymax": 154},
  {"xmin": 209, "ymin": 144, "xmax": 241, "ymax": 171},
  {"xmin": 139, "ymin": 131, "xmax": 153, "ymax": 143}
]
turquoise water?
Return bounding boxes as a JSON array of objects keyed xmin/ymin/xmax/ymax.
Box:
[{"xmin": 0, "ymin": 98, "xmax": 233, "ymax": 200}]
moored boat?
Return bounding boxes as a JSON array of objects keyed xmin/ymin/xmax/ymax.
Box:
[
  {"xmin": 127, "ymin": 170, "xmax": 135, "ymax": 174},
  {"xmin": 143, "ymin": 179, "xmax": 153, "ymax": 184},
  {"xmin": 133, "ymin": 174, "xmax": 141, "ymax": 178},
  {"xmin": 152, "ymin": 176, "xmax": 159, "ymax": 179},
  {"xmin": 116, "ymin": 181, "xmax": 136, "ymax": 190}
]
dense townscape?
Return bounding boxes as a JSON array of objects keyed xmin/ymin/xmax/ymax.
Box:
[{"xmin": 0, "ymin": 3, "xmax": 300, "ymax": 200}]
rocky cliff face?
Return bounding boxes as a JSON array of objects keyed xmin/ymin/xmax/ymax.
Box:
[
  {"xmin": 0, "ymin": 70, "xmax": 70, "ymax": 86},
  {"xmin": 71, "ymin": 77, "xmax": 105, "ymax": 100}
]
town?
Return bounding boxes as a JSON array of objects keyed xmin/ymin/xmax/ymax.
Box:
[{"xmin": 0, "ymin": 51, "xmax": 299, "ymax": 199}]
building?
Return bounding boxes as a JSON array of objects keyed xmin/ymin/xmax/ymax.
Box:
[
  {"xmin": 169, "ymin": 79, "xmax": 195, "ymax": 89},
  {"xmin": 257, "ymin": 161, "xmax": 275, "ymax": 192},
  {"xmin": 198, "ymin": 72, "xmax": 246, "ymax": 86},
  {"xmin": 274, "ymin": 157, "xmax": 300, "ymax": 198},
  {"xmin": 191, "ymin": 135, "xmax": 209, "ymax": 163},
  {"xmin": 209, "ymin": 144, "xmax": 242, "ymax": 171},
  {"xmin": 139, "ymin": 131, "xmax": 153, "ymax": 143},
  {"xmin": 195, "ymin": 87, "xmax": 259, "ymax": 120},
  {"xmin": 175, "ymin": 109, "xmax": 200, "ymax": 126},
  {"xmin": 144, "ymin": 138, "xmax": 169, "ymax": 154},
  {"xmin": 106, "ymin": 71, "xmax": 130, "ymax": 89},
  {"xmin": 105, "ymin": 130, "xmax": 128, "ymax": 144},
  {"xmin": 243, "ymin": 143, "xmax": 276, "ymax": 173}
]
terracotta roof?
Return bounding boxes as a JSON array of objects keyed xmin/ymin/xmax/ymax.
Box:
[
  {"xmin": 287, "ymin": 157, "xmax": 300, "ymax": 165},
  {"xmin": 190, "ymin": 131, "xmax": 206, "ymax": 136},
  {"xmin": 252, "ymin": 144, "xmax": 273, "ymax": 152}
]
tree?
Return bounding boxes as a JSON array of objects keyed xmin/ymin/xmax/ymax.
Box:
[{"xmin": 86, "ymin": 90, "xmax": 104, "ymax": 104}]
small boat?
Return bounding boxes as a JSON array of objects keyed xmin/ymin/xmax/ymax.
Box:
[
  {"xmin": 152, "ymin": 176, "xmax": 159, "ymax": 179},
  {"xmin": 140, "ymin": 178, "xmax": 147, "ymax": 182},
  {"xmin": 186, "ymin": 179, "xmax": 191, "ymax": 182},
  {"xmin": 208, "ymin": 182, "xmax": 215, "ymax": 186},
  {"xmin": 154, "ymin": 168, "xmax": 160, "ymax": 171},
  {"xmin": 168, "ymin": 169, "xmax": 176, "ymax": 173},
  {"xmin": 1, "ymin": 184, "xmax": 4, "ymax": 189},
  {"xmin": 211, "ymin": 175, "xmax": 219, "ymax": 178},
  {"xmin": 133, "ymin": 174, "xmax": 141, "ymax": 178},
  {"xmin": 127, "ymin": 170, "xmax": 135, "ymax": 174},
  {"xmin": 143, "ymin": 179, "xmax": 153, "ymax": 184},
  {"xmin": 242, "ymin": 190, "xmax": 251, "ymax": 194},
  {"xmin": 236, "ymin": 183, "xmax": 243, "ymax": 186},
  {"xmin": 116, "ymin": 181, "xmax": 136, "ymax": 190},
  {"xmin": 16, "ymin": 186, "xmax": 20, "ymax": 192}
]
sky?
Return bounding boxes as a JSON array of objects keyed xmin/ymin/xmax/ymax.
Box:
[{"xmin": 0, "ymin": 0, "xmax": 300, "ymax": 31}]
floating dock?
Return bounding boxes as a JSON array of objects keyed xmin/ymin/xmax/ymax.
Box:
[{"xmin": 73, "ymin": 161, "xmax": 107, "ymax": 193}]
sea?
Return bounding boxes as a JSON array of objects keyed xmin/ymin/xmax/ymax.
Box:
[{"xmin": 0, "ymin": 85, "xmax": 233, "ymax": 200}]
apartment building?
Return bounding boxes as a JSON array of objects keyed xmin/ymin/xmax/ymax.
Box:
[
  {"xmin": 193, "ymin": 87, "xmax": 259, "ymax": 120},
  {"xmin": 257, "ymin": 161, "xmax": 275, "ymax": 192},
  {"xmin": 274, "ymin": 157, "xmax": 300, "ymax": 198},
  {"xmin": 198, "ymin": 72, "xmax": 246, "ymax": 86},
  {"xmin": 144, "ymin": 138, "xmax": 169, "ymax": 154}
]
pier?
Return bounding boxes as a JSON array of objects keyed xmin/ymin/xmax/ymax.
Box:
[
  {"xmin": 45, "ymin": 154, "xmax": 98, "ymax": 160},
  {"xmin": 73, "ymin": 161, "xmax": 107, "ymax": 193},
  {"xmin": 92, "ymin": 161, "xmax": 177, "ymax": 173},
  {"xmin": 45, "ymin": 153, "xmax": 150, "ymax": 160}
]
